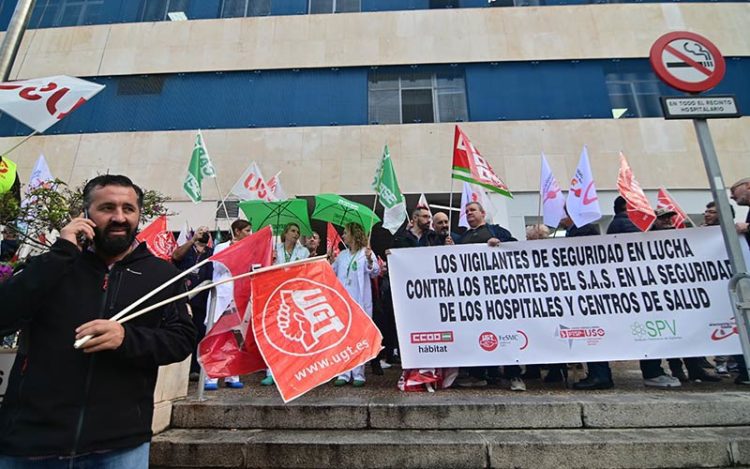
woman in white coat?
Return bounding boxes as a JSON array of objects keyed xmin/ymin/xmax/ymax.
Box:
[
  {"xmin": 260, "ymin": 222, "xmax": 309, "ymax": 386},
  {"xmin": 330, "ymin": 222, "xmax": 380, "ymax": 387}
]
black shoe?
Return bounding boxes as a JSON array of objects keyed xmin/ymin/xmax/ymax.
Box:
[
  {"xmin": 573, "ymin": 376, "xmax": 614, "ymax": 391},
  {"xmin": 189, "ymin": 372, "xmax": 200, "ymax": 382},
  {"xmin": 371, "ymin": 359, "xmax": 384, "ymax": 376},
  {"xmin": 735, "ymin": 375, "xmax": 750, "ymax": 385},
  {"xmin": 670, "ymin": 367, "xmax": 688, "ymax": 383},
  {"xmin": 697, "ymin": 357, "xmax": 714, "ymax": 369}
]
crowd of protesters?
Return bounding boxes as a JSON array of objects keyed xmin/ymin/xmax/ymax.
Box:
[{"xmin": 160, "ymin": 179, "xmax": 750, "ymax": 393}]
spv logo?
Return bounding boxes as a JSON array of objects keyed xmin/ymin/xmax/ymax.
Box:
[{"xmin": 631, "ymin": 320, "xmax": 679, "ymax": 341}]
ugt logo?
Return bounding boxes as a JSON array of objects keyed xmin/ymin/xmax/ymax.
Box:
[{"xmin": 262, "ymin": 279, "xmax": 352, "ymax": 357}]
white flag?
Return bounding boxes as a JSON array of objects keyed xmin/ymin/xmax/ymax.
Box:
[
  {"xmin": 267, "ymin": 171, "xmax": 287, "ymax": 201},
  {"xmin": 458, "ymin": 182, "xmax": 476, "ymax": 228},
  {"xmin": 567, "ymin": 146, "xmax": 601, "ymax": 227},
  {"xmin": 540, "ymin": 153, "xmax": 566, "ymax": 228},
  {"xmin": 416, "ymin": 193, "xmax": 433, "ymax": 229},
  {"xmin": 230, "ymin": 162, "xmax": 275, "ymax": 201},
  {"xmin": 176, "ymin": 220, "xmax": 191, "ymax": 246},
  {"xmin": 28, "ymin": 154, "xmax": 54, "ymax": 191},
  {"xmin": 0, "ymin": 75, "xmax": 105, "ymax": 133}
]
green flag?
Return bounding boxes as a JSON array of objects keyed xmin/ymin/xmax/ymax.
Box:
[
  {"xmin": 372, "ymin": 145, "xmax": 406, "ymax": 234},
  {"xmin": 183, "ymin": 131, "xmax": 216, "ymax": 203}
]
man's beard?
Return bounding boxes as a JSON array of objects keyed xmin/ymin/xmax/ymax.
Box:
[{"xmin": 93, "ymin": 222, "xmax": 136, "ymax": 257}]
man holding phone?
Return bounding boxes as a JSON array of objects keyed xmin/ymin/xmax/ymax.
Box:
[{"xmin": 0, "ymin": 174, "xmax": 196, "ymax": 467}]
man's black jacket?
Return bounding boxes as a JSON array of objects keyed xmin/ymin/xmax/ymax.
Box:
[{"xmin": 0, "ymin": 239, "xmax": 196, "ymax": 457}]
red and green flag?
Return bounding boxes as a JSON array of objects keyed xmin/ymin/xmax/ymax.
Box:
[{"xmin": 451, "ymin": 125, "xmax": 512, "ymax": 199}]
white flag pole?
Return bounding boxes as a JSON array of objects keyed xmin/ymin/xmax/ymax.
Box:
[
  {"xmin": 73, "ymin": 257, "xmax": 213, "ymax": 349},
  {"xmin": 116, "ymin": 256, "xmax": 327, "ymax": 325},
  {"xmin": 0, "ymin": 130, "xmax": 37, "ymax": 156},
  {"xmin": 199, "ymin": 130, "xmax": 231, "ymax": 221}
]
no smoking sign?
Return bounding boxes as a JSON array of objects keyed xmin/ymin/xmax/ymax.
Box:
[{"xmin": 649, "ymin": 31, "xmax": 726, "ymax": 93}]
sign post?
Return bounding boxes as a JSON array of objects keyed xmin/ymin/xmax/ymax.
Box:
[{"xmin": 650, "ymin": 31, "xmax": 750, "ymax": 381}]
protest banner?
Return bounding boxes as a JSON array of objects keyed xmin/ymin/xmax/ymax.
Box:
[{"xmin": 388, "ymin": 226, "xmax": 742, "ymax": 369}]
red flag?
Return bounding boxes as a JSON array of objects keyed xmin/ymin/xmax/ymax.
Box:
[
  {"xmin": 451, "ymin": 125, "xmax": 512, "ymax": 198},
  {"xmin": 326, "ymin": 222, "xmax": 344, "ymax": 258},
  {"xmin": 198, "ymin": 226, "xmax": 274, "ymax": 378},
  {"xmin": 617, "ymin": 153, "xmax": 655, "ymax": 232},
  {"xmin": 251, "ymin": 259, "xmax": 383, "ymax": 402},
  {"xmin": 136, "ymin": 215, "xmax": 177, "ymax": 260},
  {"xmin": 657, "ymin": 187, "xmax": 693, "ymax": 229}
]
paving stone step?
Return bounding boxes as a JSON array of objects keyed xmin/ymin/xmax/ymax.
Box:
[
  {"xmin": 171, "ymin": 392, "xmax": 750, "ymax": 430},
  {"xmin": 151, "ymin": 426, "xmax": 750, "ymax": 469}
]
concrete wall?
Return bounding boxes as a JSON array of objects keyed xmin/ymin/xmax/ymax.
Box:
[
  {"xmin": 3, "ymin": 4, "xmax": 749, "ymax": 78},
  {"xmin": 5, "ymin": 118, "xmax": 748, "ymax": 202}
]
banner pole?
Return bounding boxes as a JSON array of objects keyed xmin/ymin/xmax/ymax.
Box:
[
  {"xmin": 197, "ymin": 287, "xmax": 218, "ymax": 402},
  {"xmin": 0, "ymin": 130, "xmax": 37, "ymax": 157}
]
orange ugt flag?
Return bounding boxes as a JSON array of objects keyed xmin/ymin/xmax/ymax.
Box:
[{"xmin": 251, "ymin": 259, "xmax": 382, "ymax": 402}]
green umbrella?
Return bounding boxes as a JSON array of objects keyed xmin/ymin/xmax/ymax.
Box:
[
  {"xmin": 311, "ymin": 193, "xmax": 381, "ymax": 233},
  {"xmin": 239, "ymin": 199, "xmax": 313, "ymax": 236}
]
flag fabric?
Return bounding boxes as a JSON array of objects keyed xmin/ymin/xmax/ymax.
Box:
[
  {"xmin": 198, "ymin": 226, "xmax": 274, "ymax": 378},
  {"xmin": 451, "ymin": 125, "xmax": 512, "ymax": 198},
  {"xmin": 136, "ymin": 215, "xmax": 177, "ymax": 260},
  {"xmin": 416, "ymin": 193, "xmax": 433, "ymax": 229},
  {"xmin": 250, "ymin": 258, "xmax": 383, "ymax": 402},
  {"xmin": 230, "ymin": 162, "xmax": 275, "ymax": 201},
  {"xmin": 458, "ymin": 182, "xmax": 478, "ymax": 229},
  {"xmin": 566, "ymin": 146, "xmax": 601, "ymax": 227},
  {"xmin": 657, "ymin": 187, "xmax": 694, "ymax": 229},
  {"xmin": 540, "ymin": 153, "xmax": 566, "ymax": 228},
  {"xmin": 183, "ymin": 131, "xmax": 216, "ymax": 203},
  {"xmin": 416, "ymin": 193, "xmax": 431, "ymax": 213},
  {"xmin": 326, "ymin": 222, "xmax": 344, "ymax": 258},
  {"xmin": 27, "ymin": 154, "xmax": 54, "ymax": 190},
  {"xmin": 372, "ymin": 145, "xmax": 407, "ymax": 234},
  {"xmin": 0, "ymin": 75, "xmax": 105, "ymax": 133},
  {"xmin": 617, "ymin": 152, "xmax": 655, "ymax": 232},
  {"xmin": 176, "ymin": 221, "xmax": 191, "ymax": 245},
  {"xmin": 267, "ymin": 171, "xmax": 287, "ymax": 201},
  {"xmin": 0, "ymin": 156, "xmax": 17, "ymax": 194}
]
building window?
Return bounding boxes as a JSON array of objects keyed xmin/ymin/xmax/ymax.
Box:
[
  {"xmin": 429, "ymin": 0, "xmax": 459, "ymax": 8},
  {"xmin": 606, "ymin": 72, "xmax": 663, "ymax": 118},
  {"xmin": 368, "ymin": 70, "xmax": 468, "ymax": 124},
  {"xmin": 220, "ymin": 0, "xmax": 271, "ymax": 17},
  {"xmin": 308, "ymin": 0, "xmax": 360, "ymax": 14},
  {"xmin": 117, "ymin": 76, "xmax": 167, "ymax": 96},
  {"xmin": 32, "ymin": 0, "xmax": 104, "ymax": 27},
  {"xmin": 139, "ymin": 0, "xmax": 189, "ymax": 21}
]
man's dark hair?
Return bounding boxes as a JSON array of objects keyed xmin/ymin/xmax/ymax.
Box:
[
  {"xmin": 707, "ymin": 200, "xmax": 735, "ymax": 217},
  {"xmin": 411, "ymin": 207, "xmax": 429, "ymax": 219},
  {"xmin": 231, "ymin": 219, "xmax": 251, "ymax": 234},
  {"xmin": 82, "ymin": 175, "xmax": 144, "ymax": 210},
  {"xmin": 466, "ymin": 201, "xmax": 484, "ymax": 212},
  {"xmin": 614, "ymin": 196, "xmax": 627, "ymax": 214}
]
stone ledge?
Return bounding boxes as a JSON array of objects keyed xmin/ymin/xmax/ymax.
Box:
[{"xmin": 151, "ymin": 426, "xmax": 750, "ymax": 468}]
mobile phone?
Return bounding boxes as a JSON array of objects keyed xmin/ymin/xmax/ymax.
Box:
[{"xmin": 78, "ymin": 208, "xmax": 91, "ymax": 248}]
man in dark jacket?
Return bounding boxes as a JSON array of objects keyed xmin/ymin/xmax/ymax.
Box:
[
  {"xmin": 392, "ymin": 207, "xmax": 441, "ymax": 248},
  {"xmin": 0, "ymin": 175, "xmax": 196, "ymax": 466},
  {"xmin": 729, "ymin": 177, "xmax": 750, "ymax": 385},
  {"xmin": 453, "ymin": 202, "xmax": 525, "ymax": 391}
]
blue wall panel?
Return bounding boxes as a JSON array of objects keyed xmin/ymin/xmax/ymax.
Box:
[
  {"xmin": 0, "ymin": 59, "xmax": 746, "ymax": 136},
  {"xmin": 0, "ymin": 68, "xmax": 369, "ymax": 135},
  {"xmin": 465, "ymin": 61, "xmax": 612, "ymax": 120}
]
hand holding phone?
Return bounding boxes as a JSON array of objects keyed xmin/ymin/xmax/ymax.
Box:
[{"xmin": 60, "ymin": 211, "xmax": 96, "ymax": 251}]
